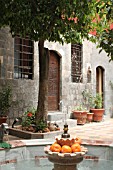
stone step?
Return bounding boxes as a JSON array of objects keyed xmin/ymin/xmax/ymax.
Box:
[
  {"xmin": 48, "ymin": 112, "xmax": 66, "ymax": 121},
  {"xmin": 49, "ymin": 119, "xmax": 77, "ymax": 130}
]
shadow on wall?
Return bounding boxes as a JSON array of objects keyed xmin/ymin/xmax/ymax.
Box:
[{"xmin": 109, "ymin": 107, "xmax": 113, "ymax": 118}]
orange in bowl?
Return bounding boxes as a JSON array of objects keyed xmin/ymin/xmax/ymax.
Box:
[
  {"xmin": 75, "ymin": 137, "xmax": 82, "ymax": 144},
  {"xmin": 61, "ymin": 145, "xmax": 72, "ymax": 153},
  {"xmin": 71, "ymin": 143, "xmax": 81, "ymax": 153},
  {"xmin": 50, "ymin": 143, "xmax": 61, "ymax": 152}
]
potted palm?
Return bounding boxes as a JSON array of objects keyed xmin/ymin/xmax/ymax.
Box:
[
  {"xmin": 90, "ymin": 93, "xmax": 105, "ymax": 122},
  {"xmin": 82, "ymin": 90, "xmax": 94, "ymax": 123},
  {"xmin": 72, "ymin": 105, "xmax": 88, "ymax": 125},
  {"xmin": 0, "ymin": 85, "xmax": 12, "ymax": 125}
]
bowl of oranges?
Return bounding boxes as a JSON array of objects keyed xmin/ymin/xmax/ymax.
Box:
[{"xmin": 45, "ymin": 136, "xmax": 87, "ymax": 156}]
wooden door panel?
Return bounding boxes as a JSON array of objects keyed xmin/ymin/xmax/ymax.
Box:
[
  {"xmin": 48, "ymin": 51, "xmax": 60, "ymax": 111},
  {"xmin": 48, "ymin": 96, "xmax": 58, "ymax": 110}
]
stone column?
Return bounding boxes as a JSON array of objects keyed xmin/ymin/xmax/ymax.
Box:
[
  {"xmin": 48, "ymin": 154, "xmax": 83, "ymax": 170},
  {"xmin": 54, "ymin": 164, "xmax": 78, "ymax": 170}
]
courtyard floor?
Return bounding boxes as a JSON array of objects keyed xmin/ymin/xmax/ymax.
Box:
[
  {"xmin": 7, "ymin": 118, "xmax": 113, "ymax": 144},
  {"xmin": 69, "ymin": 118, "xmax": 113, "ymax": 145}
]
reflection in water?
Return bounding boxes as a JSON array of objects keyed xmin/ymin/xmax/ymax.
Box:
[{"xmin": 1, "ymin": 158, "xmax": 113, "ymax": 170}]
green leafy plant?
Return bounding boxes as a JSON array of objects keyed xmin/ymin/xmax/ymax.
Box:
[
  {"xmin": 94, "ymin": 93, "xmax": 103, "ymax": 109},
  {"xmin": 35, "ymin": 120, "xmax": 47, "ymax": 132},
  {"xmin": 21, "ymin": 108, "xmax": 36, "ymax": 127},
  {"xmin": 74, "ymin": 105, "xmax": 87, "ymax": 111},
  {"xmin": 0, "ymin": 142, "xmax": 12, "ymax": 149},
  {"xmin": 82, "ymin": 90, "xmax": 103, "ymax": 109},
  {"xmin": 0, "ymin": 85, "xmax": 12, "ymax": 116},
  {"xmin": 82, "ymin": 90, "xmax": 95, "ymax": 109}
]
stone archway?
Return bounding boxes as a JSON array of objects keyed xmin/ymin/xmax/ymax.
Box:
[{"xmin": 96, "ymin": 66, "xmax": 105, "ymax": 106}]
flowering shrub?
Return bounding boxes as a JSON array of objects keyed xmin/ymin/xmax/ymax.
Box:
[
  {"xmin": 20, "ymin": 108, "xmax": 60, "ymax": 133},
  {"xmin": 21, "ymin": 108, "xmax": 36, "ymax": 127},
  {"xmin": 21, "ymin": 108, "xmax": 48, "ymax": 132}
]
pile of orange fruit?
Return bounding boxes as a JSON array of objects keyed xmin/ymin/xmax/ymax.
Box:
[{"xmin": 50, "ymin": 137, "xmax": 82, "ymax": 153}]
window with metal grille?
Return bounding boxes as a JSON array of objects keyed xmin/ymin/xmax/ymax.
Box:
[
  {"xmin": 71, "ymin": 44, "xmax": 83, "ymax": 83},
  {"xmin": 14, "ymin": 36, "xmax": 34, "ymax": 79}
]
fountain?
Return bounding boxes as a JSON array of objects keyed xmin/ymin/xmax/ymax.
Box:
[{"xmin": 45, "ymin": 123, "xmax": 87, "ymax": 170}]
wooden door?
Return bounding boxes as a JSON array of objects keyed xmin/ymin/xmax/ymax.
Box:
[{"xmin": 48, "ymin": 51, "xmax": 60, "ymax": 111}]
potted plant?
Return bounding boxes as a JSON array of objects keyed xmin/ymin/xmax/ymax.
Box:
[
  {"xmin": 82, "ymin": 90, "xmax": 104, "ymax": 122},
  {"xmin": 82, "ymin": 90, "xmax": 94, "ymax": 123},
  {"xmin": 0, "ymin": 85, "xmax": 12, "ymax": 124},
  {"xmin": 90, "ymin": 93, "xmax": 105, "ymax": 122},
  {"xmin": 72, "ymin": 105, "xmax": 88, "ymax": 125},
  {"xmin": 86, "ymin": 112, "xmax": 94, "ymax": 123}
]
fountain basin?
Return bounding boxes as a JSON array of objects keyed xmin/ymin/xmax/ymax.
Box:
[
  {"xmin": 45, "ymin": 145, "xmax": 88, "ymax": 170},
  {"xmin": 0, "ymin": 139, "xmax": 113, "ymax": 170}
]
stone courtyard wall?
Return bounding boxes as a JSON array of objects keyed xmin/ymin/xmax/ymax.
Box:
[
  {"xmin": 0, "ymin": 28, "xmax": 113, "ymax": 125},
  {"xmin": 91, "ymin": 42, "xmax": 113, "ymax": 118},
  {"xmin": 0, "ymin": 28, "xmax": 39, "ymax": 125},
  {"xmin": 45, "ymin": 40, "xmax": 113, "ymax": 118},
  {"xmin": 45, "ymin": 41, "xmax": 93, "ymax": 118}
]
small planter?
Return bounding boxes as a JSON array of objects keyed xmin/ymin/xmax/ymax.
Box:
[
  {"xmin": 9, "ymin": 127, "xmax": 62, "ymax": 139},
  {"xmin": 90, "ymin": 108, "xmax": 105, "ymax": 122},
  {"xmin": 72, "ymin": 111, "xmax": 87, "ymax": 125},
  {"xmin": 86, "ymin": 113, "xmax": 94, "ymax": 123}
]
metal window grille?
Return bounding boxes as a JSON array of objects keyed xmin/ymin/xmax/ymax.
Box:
[
  {"xmin": 14, "ymin": 36, "xmax": 34, "ymax": 79},
  {"xmin": 71, "ymin": 44, "xmax": 83, "ymax": 83}
]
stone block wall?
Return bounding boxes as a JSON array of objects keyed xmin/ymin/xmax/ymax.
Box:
[
  {"xmin": 45, "ymin": 39, "xmax": 113, "ymax": 118},
  {"xmin": 0, "ymin": 27, "xmax": 14, "ymax": 79},
  {"xmin": 90, "ymin": 42, "xmax": 113, "ymax": 118},
  {"xmin": 0, "ymin": 27, "xmax": 113, "ymax": 126},
  {"xmin": 0, "ymin": 28, "xmax": 39, "ymax": 125},
  {"xmin": 45, "ymin": 41, "xmax": 93, "ymax": 117}
]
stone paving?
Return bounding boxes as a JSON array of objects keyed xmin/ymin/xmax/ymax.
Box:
[
  {"xmin": 69, "ymin": 118, "xmax": 113, "ymax": 144},
  {"xmin": 6, "ymin": 118, "xmax": 113, "ymax": 144}
]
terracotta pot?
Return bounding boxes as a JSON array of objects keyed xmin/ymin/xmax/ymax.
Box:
[
  {"xmin": 72, "ymin": 111, "xmax": 87, "ymax": 125},
  {"xmin": 0, "ymin": 116, "xmax": 8, "ymax": 125},
  {"xmin": 87, "ymin": 113, "xmax": 94, "ymax": 123},
  {"xmin": 90, "ymin": 109, "xmax": 105, "ymax": 122}
]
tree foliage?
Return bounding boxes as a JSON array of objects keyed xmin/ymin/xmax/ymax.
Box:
[
  {"xmin": 0, "ymin": 1, "xmax": 110, "ymax": 40},
  {"xmin": 1, "ymin": 0, "xmax": 112, "ymax": 57},
  {"xmin": 1, "ymin": 0, "xmax": 113, "ymax": 55},
  {"xmin": 90, "ymin": 0, "xmax": 113, "ymax": 59}
]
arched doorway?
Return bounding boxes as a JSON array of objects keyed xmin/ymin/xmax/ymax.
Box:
[
  {"xmin": 96, "ymin": 66, "xmax": 105, "ymax": 106},
  {"xmin": 48, "ymin": 50, "xmax": 60, "ymax": 111}
]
